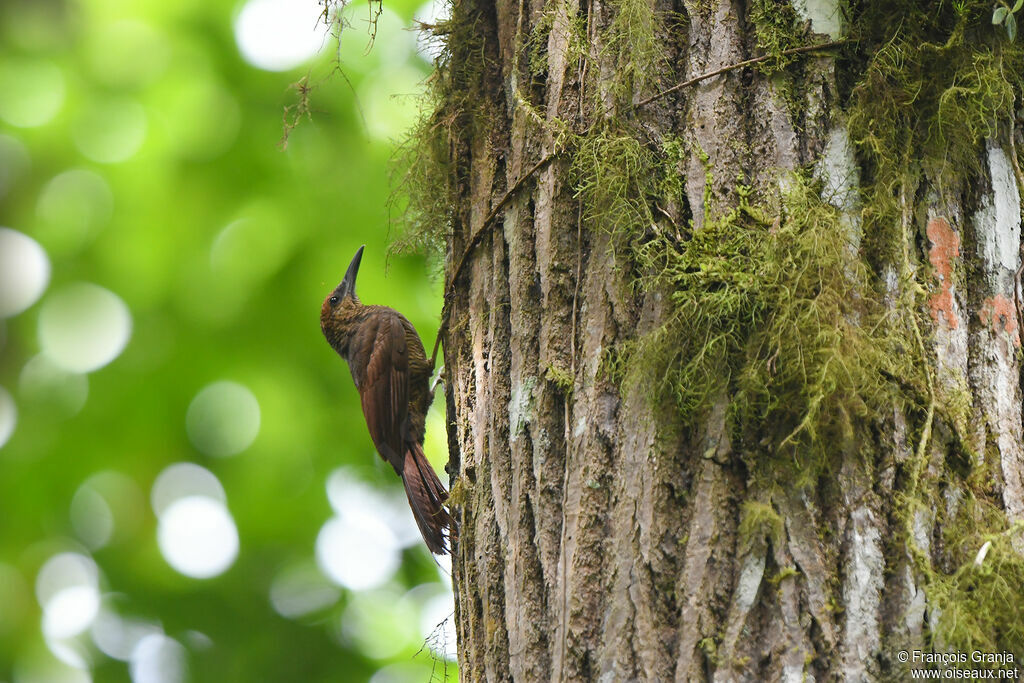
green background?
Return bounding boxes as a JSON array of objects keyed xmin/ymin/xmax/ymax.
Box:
[{"xmin": 0, "ymin": 0, "xmax": 454, "ymax": 680}]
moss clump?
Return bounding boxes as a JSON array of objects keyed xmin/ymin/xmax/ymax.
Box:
[
  {"xmin": 544, "ymin": 364, "xmax": 574, "ymax": 396},
  {"xmin": 767, "ymin": 566, "xmax": 799, "ymax": 584},
  {"xmin": 738, "ymin": 501, "xmax": 784, "ymax": 553},
  {"xmin": 391, "ymin": 103, "xmax": 457, "ymax": 258},
  {"xmin": 927, "ymin": 490, "xmax": 1024, "ymax": 664},
  {"xmin": 846, "ymin": 1, "xmax": 1023, "ymax": 264},
  {"xmin": 447, "ymin": 477, "xmax": 471, "ymax": 506},
  {"xmin": 389, "ymin": 0, "xmax": 496, "ymax": 260},
  {"xmin": 603, "ymin": 0, "xmax": 666, "ymax": 105},
  {"xmin": 748, "ymin": 0, "xmax": 809, "ymax": 75},
  {"xmin": 622, "ymin": 173, "xmax": 916, "ymax": 483},
  {"xmin": 571, "ymin": 130, "xmax": 657, "ymax": 242}
]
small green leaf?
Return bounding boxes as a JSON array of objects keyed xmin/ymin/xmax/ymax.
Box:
[
  {"xmin": 1012, "ymin": 0, "xmax": 1023, "ymax": 13},
  {"xmin": 1008, "ymin": 12, "xmax": 1018, "ymax": 39},
  {"xmin": 994, "ymin": 6, "xmax": 1009, "ymax": 23}
]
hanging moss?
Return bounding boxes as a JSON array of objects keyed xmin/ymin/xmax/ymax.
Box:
[
  {"xmin": 846, "ymin": 1, "xmax": 1023, "ymax": 264},
  {"xmin": 570, "ymin": 129, "xmax": 656, "ymax": 242},
  {"xmin": 389, "ymin": 0, "xmax": 496, "ymax": 258},
  {"xmin": 927, "ymin": 493, "xmax": 1024, "ymax": 665}
]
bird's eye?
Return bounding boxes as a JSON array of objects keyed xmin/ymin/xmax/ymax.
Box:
[{"xmin": 329, "ymin": 296, "xmax": 339, "ymax": 305}]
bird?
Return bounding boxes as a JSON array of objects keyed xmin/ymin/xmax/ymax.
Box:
[{"xmin": 320, "ymin": 245, "xmax": 452, "ymax": 554}]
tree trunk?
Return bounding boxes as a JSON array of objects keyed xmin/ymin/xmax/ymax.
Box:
[{"xmin": 411, "ymin": 0, "xmax": 1024, "ymax": 680}]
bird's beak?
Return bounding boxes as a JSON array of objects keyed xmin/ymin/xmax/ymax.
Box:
[{"xmin": 341, "ymin": 245, "xmax": 364, "ymax": 298}]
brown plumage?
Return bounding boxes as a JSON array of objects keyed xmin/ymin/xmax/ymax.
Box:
[{"xmin": 320, "ymin": 246, "xmax": 451, "ymax": 554}]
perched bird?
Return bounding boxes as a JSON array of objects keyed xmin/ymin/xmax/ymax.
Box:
[{"xmin": 320, "ymin": 246, "xmax": 452, "ymax": 554}]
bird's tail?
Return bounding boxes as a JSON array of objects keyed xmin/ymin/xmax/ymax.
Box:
[{"xmin": 402, "ymin": 443, "xmax": 452, "ymax": 554}]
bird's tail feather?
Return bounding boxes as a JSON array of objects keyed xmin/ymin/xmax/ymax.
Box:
[{"xmin": 402, "ymin": 443, "xmax": 452, "ymax": 554}]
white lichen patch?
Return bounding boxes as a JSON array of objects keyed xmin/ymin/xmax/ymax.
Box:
[
  {"xmin": 508, "ymin": 376, "xmax": 536, "ymax": 444},
  {"xmin": 816, "ymin": 126, "xmax": 860, "ymax": 217},
  {"xmin": 903, "ymin": 565, "xmax": 926, "ymax": 637},
  {"xmin": 842, "ymin": 506, "xmax": 883, "ymax": 678},
  {"xmin": 974, "ymin": 142, "xmax": 1022, "ymax": 287},
  {"xmin": 971, "ymin": 142, "xmax": 1024, "ymax": 535},
  {"xmin": 815, "ymin": 125, "xmax": 862, "ymax": 252},
  {"xmin": 793, "ymin": 0, "xmax": 843, "ymax": 39}
]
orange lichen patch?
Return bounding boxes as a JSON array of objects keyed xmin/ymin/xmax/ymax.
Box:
[
  {"xmin": 927, "ymin": 217, "xmax": 960, "ymax": 329},
  {"xmin": 979, "ymin": 294, "xmax": 1021, "ymax": 347}
]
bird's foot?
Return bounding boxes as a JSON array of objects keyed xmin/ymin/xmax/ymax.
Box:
[{"xmin": 430, "ymin": 365, "xmax": 446, "ymax": 395}]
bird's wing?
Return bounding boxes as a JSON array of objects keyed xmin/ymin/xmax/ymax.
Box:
[{"xmin": 355, "ymin": 312, "xmax": 409, "ymax": 471}]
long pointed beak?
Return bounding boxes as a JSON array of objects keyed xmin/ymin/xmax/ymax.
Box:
[{"xmin": 341, "ymin": 245, "xmax": 364, "ymax": 296}]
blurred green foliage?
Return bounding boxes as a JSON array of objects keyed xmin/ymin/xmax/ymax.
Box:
[{"xmin": 0, "ymin": 0, "xmax": 455, "ymax": 681}]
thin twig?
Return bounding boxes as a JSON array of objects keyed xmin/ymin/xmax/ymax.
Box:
[
  {"xmin": 429, "ymin": 151, "xmax": 561, "ymax": 367},
  {"xmin": 447, "ymin": 152, "xmax": 560, "ymax": 296},
  {"xmin": 430, "ymin": 39, "xmax": 846, "ymax": 361},
  {"xmin": 634, "ymin": 39, "xmax": 847, "ymax": 109}
]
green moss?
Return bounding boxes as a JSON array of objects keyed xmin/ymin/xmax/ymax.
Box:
[
  {"xmin": 738, "ymin": 501, "xmax": 784, "ymax": 553},
  {"xmin": 621, "ymin": 172, "xmax": 918, "ymax": 484},
  {"xmin": 698, "ymin": 636, "xmax": 719, "ymax": 664},
  {"xmin": 391, "ymin": 104, "xmax": 456, "ymax": 258},
  {"xmin": 447, "ymin": 478, "xmax": 471, "ymax": 507},
  {"xmin": 544, "ymin": 364, "xmax": 574, "ymax": 395},
  {"xmin": 748, "ymin": 0, "xmax": 808, "ymax": 75},
  {"xmin": 602, "ymin": 0, "xmax": 665, "ymax": 105},
  {"xmin": 926, "ymin": 496, "xmax": 1024, "ymax": 665},
  {"xmin": 389, "ymin": 0, "xmax": 495, "ymax": 259},
  {"xmin": 767, "ymin": 566, "xmax": 799, "ymax": 584},
  {"xmin": 847, "ymin": 2, "xmax": 1023, "ymax": 265},
  {"xmin": 571, "ymin": 130, "xmax": 656, "ymax": 241}
]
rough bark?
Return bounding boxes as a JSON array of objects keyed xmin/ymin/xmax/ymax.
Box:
[{"xmin": 424, "ymin": 0, "xmax": 1024, "ymax": 680}]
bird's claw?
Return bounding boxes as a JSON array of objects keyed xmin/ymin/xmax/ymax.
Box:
[{"xmin": 430, "ymin": 365, "xmax": 446, "ymax": 394}]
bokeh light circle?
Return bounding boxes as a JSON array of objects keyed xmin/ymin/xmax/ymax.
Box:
[
  {"xmin": 269, "ymin": 562, "xmax": 340, "ymax": 619},
  {"xmin": 70, "ymin": 485, "xmax": 114, "ymax": 550},
  {"xmin": 38, "ymin": 283, "xmax": 132, "ymax": 373},
  {"xmin": 234, "ymin": 0, "xmax": 327, "ymax": 71},
  {"xmin": 91, "ymin": 608, "xmax": 161, "ymax": 662},
  {"xmin": 72, "ymin": 98, "xmax": 147, "ymax": 164},
  {"xmin": 0, "ymin": 228, "xmax": 50, "ymax": 317},
  {"xmin": 316, "ymin": 515, "xmax": 399, "ymax": 591},
  {"xmin": 129, "ymin": 633, "xmax": 186, "ymax": 683},
  {"xmin": 151, "ymin": 462, "xmax": 226, "ymax": 517},
  {"xmin": 157, "ymin": 496, "xmax": 238, "ymax": 579},
  {"xmin": 20, "ymin": 354, "xmax": 88, "ymax": 418},
  {"xmin": 327, "ymin": 469, "xmax": 421, "ymax": 548},
  {"xmin": 185, "ymin": 381, "xmax": 260, "ymax": 457},
  {"xmin": 0, "ymin": 60, "xmax": 64, "ymax": 128},
  {"xmin": 35, "ymin": 553, "xmax": 101, "ymax": 640},
  {"xmin": 43, "ymin": 585, "xmax": 101, "ymax": 639},
  {"xmin": 0, "ymin": 386, "xmax": 16, "ymax": 448},
  {"xmin": 35, "ymin": 169, "xmax": 113, "ymax": 255}
]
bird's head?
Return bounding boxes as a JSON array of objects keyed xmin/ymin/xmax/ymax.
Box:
[{"xmin": 320, "ymin": 245, "xmax": 364, "ymax": 351}]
